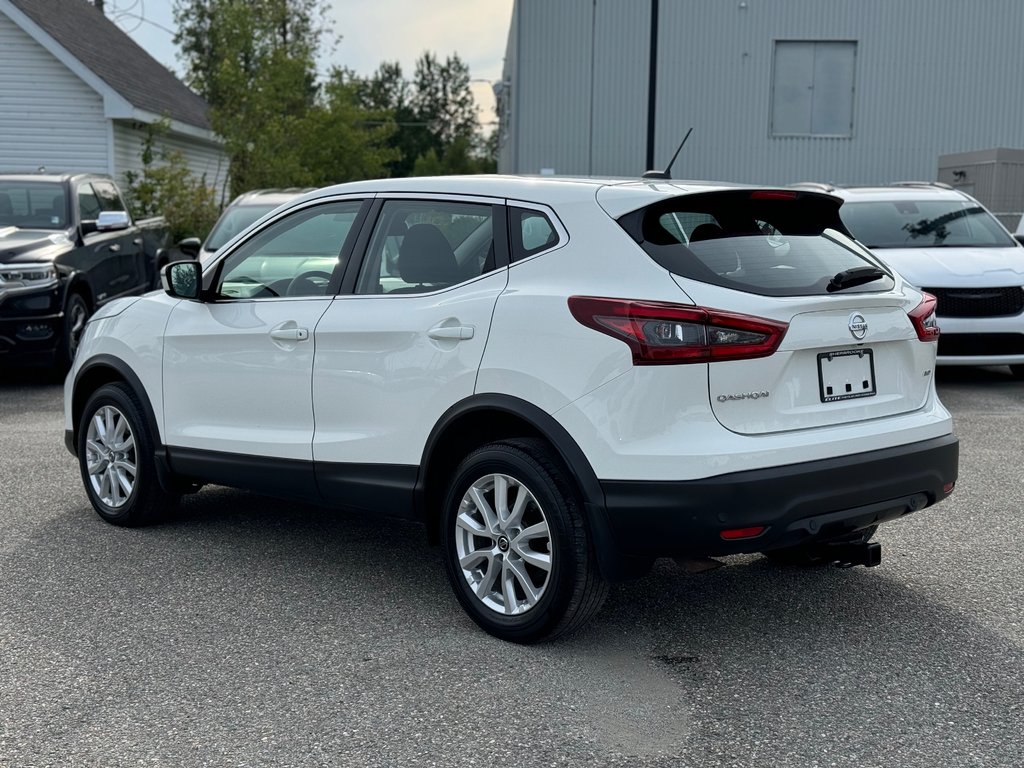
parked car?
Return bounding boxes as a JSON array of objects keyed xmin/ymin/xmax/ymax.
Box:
[
  {"xmin": 183, "ymin": 188, "xmax": 314, "ymax": 264},
  {"xmin": 0, "ymin": 173, "xmax": 172, "ymax": 368},
  {"xmin": 64, "ymin": 176, "xmax": 958, "ymax": 643},
  {"xmin": 1015, "ymin": 213, "xmax": 1024, "ymax": 246},
  {"xmin": 797, "ymin": 182, "xmax": 1024, "ymax": 378}
]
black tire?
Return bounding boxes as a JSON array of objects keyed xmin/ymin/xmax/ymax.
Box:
[
  {"xmin": 440, "ymin": 438, "xmax": 608, "ymax": 643},
  {"xmin": 77, "ymin": 382, "xmax": 177, "ymax": 526},
  {"xmin": 763, "ymin": 525, "xmax": 878, "ymax": 567},
  {"xmin": 59, "ymin": 291, "xmax": 90, "ymax": 371}
]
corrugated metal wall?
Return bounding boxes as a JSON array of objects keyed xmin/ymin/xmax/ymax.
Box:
[
  {"xmin": 0, "ymin": 13, "xmax": 109, "ymax": 174},
  {"xmin": 501, "ymin": 0, "xmax": 650, "ymax": 176},
  {"xmin": 501, "ymin": 0, "xmax": 1024, "ymax": 186}
]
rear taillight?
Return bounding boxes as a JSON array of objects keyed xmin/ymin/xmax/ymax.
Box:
[
  {"xmin": 567, "ymin": 296, "xmax": 788, "ymax": 365},
  {"xmin": 908, "ymin": 293, "xmax": 940, "ymax": 341}
]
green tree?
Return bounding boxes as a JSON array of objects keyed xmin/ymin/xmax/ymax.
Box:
[
  {"xmin": 412, "ymin": 136, "xmax": 495, "ymax": 177},
  {"xmin": 298, "ymin": 72, "xmax": 398, "ymax": 186},
  {"xmin": 353, "ymin": 53, "xmax": 492, "ymax": 178},
  {"xmin": 174, "ymin": 0, "xmax": 393, "ymax": 193},
  {"xmin": 411, "ymin": 53, "xmax": 478, "ymax": 146},
  {"xmin": 124, "ymin": 120, "xmax": 219, "ymax": 241}
]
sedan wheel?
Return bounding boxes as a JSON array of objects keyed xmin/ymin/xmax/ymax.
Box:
[
  {"xmin": 85, "ymin": 404, "xmax": 137, "ymax": 508},
  {"xmin": 78, "ymin": 383, "xmax": 176, "ymax": 526},
  {"xmin": 454, "ymin": 472, "xmax": 553, "ymax": 616},
  {"xmin": 441, "ymin": 439, "xmax": 607, "ymax": 643}
]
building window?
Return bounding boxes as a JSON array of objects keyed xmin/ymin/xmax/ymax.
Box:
[{"xmin": 770, "ymin": 40, "xmax": 856, "ymax": 137}]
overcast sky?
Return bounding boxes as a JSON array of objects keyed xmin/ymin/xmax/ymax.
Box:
[{"xmin": 110, "ymin": 0, "xmax": 515, "ymax": 128}]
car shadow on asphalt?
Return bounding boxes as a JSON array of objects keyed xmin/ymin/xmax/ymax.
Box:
[{"xmin": 20, "ymin": 484, "xmax": 1024, "ymax": 765}]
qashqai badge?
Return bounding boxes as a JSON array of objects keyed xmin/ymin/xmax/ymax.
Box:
[{"xmin": 848, "ymin": 313, "xmax": 868, "ymax": 340}]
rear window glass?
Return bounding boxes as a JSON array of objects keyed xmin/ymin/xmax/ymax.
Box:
[
  {"xmin": 620, "ymin": 190, "xmax": 894, "ymax": 297},
  {"xmin": 839, "ymin": 200, "xmax": 1016, "ymax": 248}
]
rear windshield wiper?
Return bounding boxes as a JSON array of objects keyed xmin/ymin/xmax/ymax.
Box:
[{"xmin": 827, "ymin": 265, "xmax": 887, "ymax": 293}]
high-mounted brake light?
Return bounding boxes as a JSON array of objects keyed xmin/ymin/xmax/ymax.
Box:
[
  {"xmin": 567, "ymin": 297, "xmax": 789, "ymax": 365},
  {"xmin": 749, "ymin": 190, "xmax": 798, "ymax": 200},
  {"xmin": 908, "ymin": 292, "xmax": 940, "ymax": 341}
]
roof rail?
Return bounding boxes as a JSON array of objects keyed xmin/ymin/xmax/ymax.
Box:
[
  {"xmin": 891, "ymin": 181, "xmax": 954, "ymax": 190},
  {"xmin": 788, "ymin": 182, "xmax": 836, "ymax": 193}
]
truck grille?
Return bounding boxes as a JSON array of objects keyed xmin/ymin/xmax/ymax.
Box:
[{"xmin": 924, "ymin": 287, "xmax": 1024, "ymax": 318}]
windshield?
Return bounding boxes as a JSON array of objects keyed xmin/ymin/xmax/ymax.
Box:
[
  {"xmin": 204, "ymin": 204, "xmax": 279, "ymax": 252},
  {"xmin": 840, "ymin": 200, "xmax": 1016, "ymax": 248},
  {"xmin": 0, "ymin": 181, "xmax": 68, "ymax": 230}
]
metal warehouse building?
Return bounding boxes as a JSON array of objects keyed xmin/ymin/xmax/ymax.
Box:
[{"xmin": 496, "ymin": 0, "xmax": 1024, "ymax": 195}]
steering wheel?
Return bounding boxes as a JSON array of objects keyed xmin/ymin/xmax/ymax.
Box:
[{"xmin": 285, "ymin": 270, "xmax": 333, "ymax": 297}]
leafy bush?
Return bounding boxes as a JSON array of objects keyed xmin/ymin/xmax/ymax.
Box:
[{"xmin": 124, "ymin": 120, "xmax": 220, "ymax": 242}]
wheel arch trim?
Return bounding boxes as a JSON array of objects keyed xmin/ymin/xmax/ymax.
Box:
[
  {"xmin": 416, "ymin": 393, "xmax": 605, "ymax": 515},
  {"xmin": 416, "ymin": 393, "xmax": 643, "ymax": 581},
  {"xmin": 70, "ymin": 355, "xmax": 177, "ymax": 491}
]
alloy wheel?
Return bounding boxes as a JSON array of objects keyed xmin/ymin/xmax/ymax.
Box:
[
  {"xmin": 454, "ymin": 473, "xmax": 552, "ymax": 615},
  {"xmin": 85, "ymin": 405, "xmax": 137, "ymax": 508}
]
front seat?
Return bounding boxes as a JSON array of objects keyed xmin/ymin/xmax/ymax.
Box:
[{"xmin": 390, "ymin": 223, "xmax": 459, "ymax": 294}]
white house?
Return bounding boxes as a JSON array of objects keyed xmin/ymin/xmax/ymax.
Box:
[{"xmin": 0, "ymin": 0, "xmax": 227, "ymax": 198}]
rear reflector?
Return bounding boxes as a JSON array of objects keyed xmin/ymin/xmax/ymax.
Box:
[
  {"xmin": 943, "ymin": 482, "xmax": 955, "ymax": 494},
  {"xmin": 568, "ymin": 296, "xmax": 788, "ymax": 365},
  {"xmin": 720, "ymin": 526, "xmax": 766, "ymax": 540},
  {"xmin": 908, "ymin": 292, "xmax": 940, "ymax": 341}
]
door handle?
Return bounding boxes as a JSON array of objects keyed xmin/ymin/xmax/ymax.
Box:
[
  {"xmin": 269, "ymin": 328, "xmax": 309, "ymax": 342},
  {"xmin": 133, "ymin": 238, "xmax": 143, "ymax": 245},
  {"xmin": 427, "ymin": 325, "xmax": 474, "ymax": 341},
  {"xmin": 108, "ymin": 243, "xmax": 121, "ymax": 252}
]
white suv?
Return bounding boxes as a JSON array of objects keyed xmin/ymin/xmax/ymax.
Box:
[
  {"xmin": 64, "ymin": 176, "xmax": 959, "ymax": 643},
  {"xmin": 806, "ymin": 182, "xmax": 1024, "ymax": 378}
]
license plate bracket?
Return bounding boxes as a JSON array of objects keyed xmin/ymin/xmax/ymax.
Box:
[{"xmin": 818, "ymin": 348, "xmax": 876, "ymax": 402}]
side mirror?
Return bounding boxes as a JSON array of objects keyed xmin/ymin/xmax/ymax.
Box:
[
  {"xmin": 177, "ymin": 236, "xmax": 202, "ymax": 258},
  {"xmin": 162, "ymin": 260, "xmax": 202, "ymax": 300},
  {"xmin": 96, "ymin": 210, "xmax": 131, "ymax": 232},
  {"xmin": 1014, "ymin": 234, "xmax": 1024, "ymax": 246}
]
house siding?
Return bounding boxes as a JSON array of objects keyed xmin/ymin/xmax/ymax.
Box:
[
  {"xmin": 112, "ymin": 122, "xmax": 229, "ymax": 205},
  {"xmin": 0, "ymin": 12, "xmax": 109, "ymax": 173}
]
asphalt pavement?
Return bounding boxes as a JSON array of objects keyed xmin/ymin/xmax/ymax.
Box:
[{"xmin": 0, "ymin": 366, "xmax": 1021, "ymax": 767}]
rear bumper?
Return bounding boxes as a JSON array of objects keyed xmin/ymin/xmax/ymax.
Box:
[{"xmin": 595, "ymin": 434, "xmax": 958, "ymax": 560}]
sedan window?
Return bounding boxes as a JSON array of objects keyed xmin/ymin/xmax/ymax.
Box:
[
  {"xmin": 356, "ymin": 200, "xmax": 499, "ymax": 295},
  {"xmin": 215, "ymin": 201, "xmax": 361, "ymax": 299}
]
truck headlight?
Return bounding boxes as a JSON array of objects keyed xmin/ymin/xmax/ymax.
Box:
[{"xmin": 0, "ymin": 263, "xmax": 59, "ymax": 292}]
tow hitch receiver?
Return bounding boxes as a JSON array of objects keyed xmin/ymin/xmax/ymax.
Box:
[{"xmin": 827, "ymin": 540, "xmax": 882, "ymax": 568}]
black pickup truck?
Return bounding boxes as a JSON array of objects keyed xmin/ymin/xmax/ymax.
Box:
[{"xmin": 0, "ymin": 173, "xmax": 172, "ymax": 369}]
